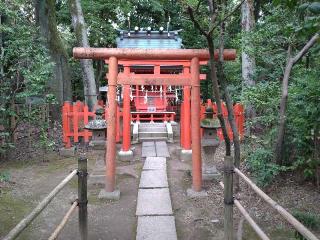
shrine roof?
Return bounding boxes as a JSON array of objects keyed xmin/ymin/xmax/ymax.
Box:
[{"xmin": 116, "ymin": 29, "xmax": 182, "ymax": 49}]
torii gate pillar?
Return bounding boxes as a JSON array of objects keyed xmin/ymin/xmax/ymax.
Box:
[{"xmin": 99, "ymin": 56, "xmax": 121, "ymax": 200}]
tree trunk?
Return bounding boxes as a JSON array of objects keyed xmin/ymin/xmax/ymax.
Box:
[
  {"xmin": 314, "ymin": 125, "xmax": 320, "ymax": 188},
  {"xmin": 217, "ymin": 23, "xmax": 241, "ymax": 192},
  {"xmin": 274, "ymin": 33, "xmax": 319, "ymax": 164},
  {"xmin": 274, "ymin": 48, "xmax": 293, "ymax": 164},
  {"xmin": 69, "ymin": 0, "xmax": 97, "ymax": 111},
  {"xmin": 35, "ymin": 0, "xmax": 72, "ymax": 113},
  {"xmin": 241, "ymin": 0, "xmax": 256, "ymax": 134},
  {"xmin": 0, "ymin": 15, "xmax": 4, "ymax": 78},
  {"xmin": 206, "ymin": 35, "xmax": 231, "ymax": 156}
]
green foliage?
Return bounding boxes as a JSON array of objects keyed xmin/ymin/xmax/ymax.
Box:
[
  {"xmin": 0, "ymin": 171, "xmax": 10, "ymax": 183},
  {"xmin": 245, "ymin": 147, "xmax": 286, "ymax": 186},
  {"xmin": 293, "ymin": 211, "xmax": 320, "ymax": 230},
  {"xmin": 37, "ymin": 125, "xmax": 55, "ymax": 157},
  {"xmin": 0, "ymin": 0, "xmax": 54, "ymax": 155},
  {"xmin": 243, "ymin": 81, "xmax": 281, "ymax": 129},
  {"xmin": 284, "ymin": 68, "xmax": 320, "ymax": 176},
  {"xmin": 240, "ymin": 1, "xmax": 320, "ymax": 183}
]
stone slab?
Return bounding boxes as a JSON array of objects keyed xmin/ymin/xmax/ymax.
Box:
[
  {"xmin": 155, "ymin": 141, "xmax": 170, "ymax": 157},
  {"xmin": 139, "ymin": 170, "xmax": 168, "ymax": 188},
  {"xmin": 142, "ymin": 142, "xmax": 156, "ymax": 157},
  {"xmin": 136, "ymin": 188, "xmax": 173, "ymax": 216},
  {"xmin": 136, "ymin": 216, "xmax": 177, "ymax": 240},
  {"xmin": 142, "ymin": 141, "xmax": 155, "ymax": 147},
  {"xmin": 143, "ymin": 157, "xmax": 166, "ymax": 170}
]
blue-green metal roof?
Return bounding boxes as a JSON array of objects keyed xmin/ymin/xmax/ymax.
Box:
[{"xmin": 116, "ymin": 30, "xmax": 182, "ymax": 49}]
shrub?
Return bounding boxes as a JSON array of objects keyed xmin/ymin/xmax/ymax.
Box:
[{"xmin": 245, "ymin": 147, "xmax": 285, "ymax": 187}]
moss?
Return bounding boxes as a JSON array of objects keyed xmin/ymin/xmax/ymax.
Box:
[
  {"xmin": 0, "ymin": 189, "xmax": 33, "ymax": 239},
  {"xmin": 243, "ymin": 222, "xmax": 296, "ymax": 239},
  {"xmin": 293, "ymin": 211, "xmax": 320, "ymax": 230},
  {"xmin": 36, "ymin": 157, "xmax": 76, "ymax": 175},
  {"xmin": 68, "ymin": 178, "xmax": 78, "ymax": 189},
  {"xmin": 88, "ymin": 193, "xmax": 103, "ymax": 205}
]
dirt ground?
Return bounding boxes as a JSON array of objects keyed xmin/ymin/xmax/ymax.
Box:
[{"xmin": 1, "ymin": 141, "xmax": 320, "ymax": 240}]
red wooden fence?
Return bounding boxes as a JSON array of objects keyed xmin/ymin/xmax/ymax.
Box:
[
  {"xmin": 62, "ymin": 100, "xmax": 244, "ymax": 148},
  {"xmin": 180, "ymin": 99, "xmax": 245, "ymax": 148},
  {"xmin": 62, "ymin": 101, "xmax": 122, "ymax": 148}
]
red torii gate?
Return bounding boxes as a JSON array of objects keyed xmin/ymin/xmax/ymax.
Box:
[{"xmin": 73, "ymin": 47, "xmax": 236, "ymax": 195}]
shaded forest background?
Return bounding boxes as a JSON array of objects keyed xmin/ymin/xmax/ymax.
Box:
[{"xmin": 0, "ymin": 0, "xmax": 319, "ymax": 187}]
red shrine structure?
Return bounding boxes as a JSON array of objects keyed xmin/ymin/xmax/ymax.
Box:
[{"xmin": 64, "ymin": 27, "xmax": 242, "ymax": 196}]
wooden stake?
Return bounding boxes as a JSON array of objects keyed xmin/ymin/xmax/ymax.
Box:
[
  {"xmin": 224, "ymin": 156, "xmax": 234, "ymax": 240},
  {"xmin": 48, "ymin": 201, "xmax": 78, "ymax": 240},
  {"xmin": 78, "ymin": 156, "xmax": 88, "ymax": 240},
  {"xmin": 220, "ymin": 182, "xmax": 270, "ymax": 240}
]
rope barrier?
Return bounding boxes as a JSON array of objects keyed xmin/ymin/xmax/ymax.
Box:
[
  {"xmin": 3, "ymin": 169, "xmax": 78, "ymax": 240},
  {"xmin": 48, "ymin": 201, "xmax": 78, "ymax": 240},
  {"xmin": 219, "ymin": 182, "xmax": 270, "ymax": 240},
  {"xmin": 234, "ymin": 168, "xmax": 319, "ymax": 240}
]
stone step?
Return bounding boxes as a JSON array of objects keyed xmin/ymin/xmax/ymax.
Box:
[
  {"xmin": 139, "ymin": 136, "xmax": 168, "ymax": 142},
  {"xmin": 139, "ymin": 132, "xmax": 167, "ymax": 138},
  {"xmin": 139, "ymin": 123, "xmax": 166, "ymax": 126},
  {"xmin": 139, "ymin": 127, "xmax": 167, "ymax": 132}
]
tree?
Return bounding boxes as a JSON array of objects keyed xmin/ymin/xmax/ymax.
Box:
[
  {"xmin": 274, "ymin": 32, "xmax": 319, "ymax": 164},
  {"xmin": 35, "ymin": 0, "xmax": 72, "ymax": 112},
  {"xmin": 69, "ymin": 0, "xmax": 97, "ymax": 110},
  {"xmin": 241, "ymin": 0, "xmax": 256, "ymax": 133},
  {"xmin": 186, "ymin": 0, "xmax": 244, "ymax": 194},
  {"xmin": 0, "ymin": 0, "xmax": 53, "ymax": 155}
]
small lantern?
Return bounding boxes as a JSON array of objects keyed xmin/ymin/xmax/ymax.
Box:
[
  {"xmin": 85, "ymin": 108, "xmax": 107, "ymax": 150},
  {"xmin": 200, "ymin": 106, "xmax": 221, "ymax": 180}
]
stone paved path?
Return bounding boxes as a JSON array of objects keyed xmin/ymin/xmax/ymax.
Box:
[
  {"xmin": 136, "ymin": 142, "xmax": 177, "ymax": 240},
  {"xmin": 141, "ymin": 141, "xmax": 170, "ymax": 158}
]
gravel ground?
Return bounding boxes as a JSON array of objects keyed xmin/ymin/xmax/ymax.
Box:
[{"xmin": 1, "ymin": 138, "xmax": 320, "ymax": 240}]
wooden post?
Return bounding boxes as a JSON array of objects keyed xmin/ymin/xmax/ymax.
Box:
[
  {"xmin": 224, "ymin": 155, "xmax": 234, "ymax": 240},
  {"xmin": 105, "ymin": 56, "xmax": 118, "ymax": 192},
  {"xmin": 183, "ymin": 86, "xmax": 191, "ymax": 150},
  {"xmin": 83, "ymin": 105, "xmax": 90, "ymax": 143},
  {"xmin": 180, "ymin": 102, "xmax": 185, "ymax": 148},
  {"xmin": 122, "ymin": 65, "xmax": 131, "ymax": 151},
  {"xmin": 190, "ymin": 57, "xmax": 202, "ymax": 192},
  {"xmin": 78, "ymin": 156, "xmax": 88, "ymax": 240},
  {"xmin": 73, "ymin": 102, "xmax": 79, "ymax": 143},
  {"xmin": 62, "ymin": 101, "xmax": 72, "ymax": 148}
]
